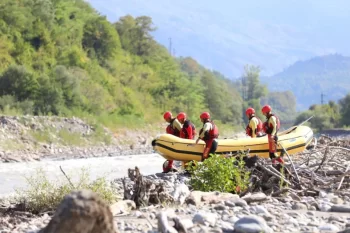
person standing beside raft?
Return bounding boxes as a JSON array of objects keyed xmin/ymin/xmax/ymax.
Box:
[
  {"xmin": 177, "ymin": 112, "xmax": 196, "ymax": 169},
  {"xmin": 245, "ymin": 107, "xmax": 264, "ymax": 138},
  {"xmin": 163, "ymin": 111, "xmax": 183, "ymax": 173},
  {"xmin": 177, "ymin": 112, "xmax": 196, "ymax": 140},
  {"xmin": 163, "ymin": 111, "xmax": 182, "ymax": 137},
  {"xmin": 195, "ymin": 112, "xmax": 219, "ymax": 161},
  {"xmin": 261, "ymin": 105, "xmax": 284, "ymax": 164}
]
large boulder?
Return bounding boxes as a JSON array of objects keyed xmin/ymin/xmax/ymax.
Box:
[{"xmin": 39, "ymin": 190, "xmax": 117, "ymax": 233}]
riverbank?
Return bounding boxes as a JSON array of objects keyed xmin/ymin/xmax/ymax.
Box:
[
  {"xmin": 0, "ymin": 115, "xmax": 161, "ymax": 163},
  {"xmin": 0, "ymin": 115, "xmax": 244, "ymax": 163}
]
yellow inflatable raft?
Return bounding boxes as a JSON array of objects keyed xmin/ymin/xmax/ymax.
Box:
[{"xmin": 151, "ymin": 125, "xmax": 314, "ymax": 162}]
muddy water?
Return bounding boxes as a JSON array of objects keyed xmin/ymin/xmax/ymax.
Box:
[{"xmin": 0, "ymin": 153, "xmax": 166, "ymax": 197}]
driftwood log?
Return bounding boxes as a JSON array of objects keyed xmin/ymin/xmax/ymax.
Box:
[
  {"xmin": 122, "ymin": 167, "xmax": 174, "ymax": 207},
  {"xmin": 122, "ymin": 136, "xmax": 350, "ymax": 205},
  {"xmin": 247, "ymin": 135, "xmax": 350, "ymax": 197}
]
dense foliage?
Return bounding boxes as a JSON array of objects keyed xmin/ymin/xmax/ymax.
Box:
[
  {"xmin": 187, "ymin": 153, "xmax": 250, "ymax": 193},
  {"xmin": 0, "ymin": 0, "xmax": 249, "ymax": 129},
  {"xmin": 295, "ymin": 94, "xmax": 350, "ymax": 131}
]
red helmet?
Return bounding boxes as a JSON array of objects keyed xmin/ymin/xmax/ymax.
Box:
[
  {"xmin": 245, "ymin": 107, "xmax": 255, "ymax": 116},
  {"xmin": 177, "ymin": 112, "xmax": 186, "ymax": 121},
  {"xmin": 163, "ymin": 111, "xmax": 172, "ymax": 120},
  {"xmin": 200, "ymin": 112, "xmax": 210, "ymax": 120},
  {"xmin": 262, "ymin": 105, "xmax": 272, "ymax": 114}
]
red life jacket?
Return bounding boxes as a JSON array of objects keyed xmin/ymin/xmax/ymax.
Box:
[
  {"xmin": 199, "ymin": 120, "xmax": 219, "ymax": 142},
  {"xmin": 166, "ymin": 118, "xmax": 181, "ymax": 137},
  {"xmin": 263, "ymin": 114, "xmax": 280, "ymax": 135},
  {"xmin": 246, "ymin": 116, "xmax": 263, "ymax": 137},
  {"xmin": 180, "ymin": 120, "xmax": 196, "ymax": 139}
]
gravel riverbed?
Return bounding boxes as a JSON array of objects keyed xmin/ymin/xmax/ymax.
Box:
[{"xmin": 2, "ymin": 170, "xmax": 350, "ymax": 233}]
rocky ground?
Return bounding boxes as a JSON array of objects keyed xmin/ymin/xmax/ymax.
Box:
[
  {"xmin": 2, "ymin": 172, "xmax": 350, "ymax": 233},
  {"xmin": 1, "ymin": 135, "xmax": 350, "ymax": 233},
  {"xmin": 0, "ymin": 115, "xmax": 160, "ymax": 163}
]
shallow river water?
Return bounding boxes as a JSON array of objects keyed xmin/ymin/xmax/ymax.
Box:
[{"xmin": 0, "ymin": 153, "xmax": 166, "ymax": 197}]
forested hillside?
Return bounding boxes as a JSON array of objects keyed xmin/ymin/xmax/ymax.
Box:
[
  {"xmin": 261, "ymin": 54, "xmax": 350, "ymax": 111},
  {"xmin": 0, "ymin": 0, "xmax": 246, "ymax": 129}
]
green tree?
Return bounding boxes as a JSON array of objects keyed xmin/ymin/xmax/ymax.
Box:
[
  {"xmin": 115, "ymin": 15, "xmax": 156, "ymax": 57},
  {"xmin": 31, "ymin": 0, "xmax": 55, "ymax": 28},
  {"xmin": 0, "ymin": 65, "xmax": 38, "ymax": 101},
  {"xmin": 35, "ymin": 75, "xmax": 63, "ymax": 115},
  {"xmin": 295, "ymin": 101, "xmax": 342, "ymax": 131},
  {"xmin": 241, "ymin": 65, "xmax": 267, "ymax": 101},
  {"xmin": 53, "ymin": 66, "xmax": 82, "ymax": 109},
  {"xmin": 82, "ymin": 16, "xmax": 121, "ymax": 65}
]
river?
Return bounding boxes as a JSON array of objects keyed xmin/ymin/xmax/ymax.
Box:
[{"xmin": 0, "ymin": 153, "xmax": 166, "ymax": 197}]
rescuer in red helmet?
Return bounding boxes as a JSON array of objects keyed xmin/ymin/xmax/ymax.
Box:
[
  {"xmin": 162, "ymin": 111, "xmax": 183, "ymax": 173},
  {"xmin": 261, "ymin": 105, "xmax": 284, "ymax": 164},
  {"xmin": 177, "ymin": 112, "xmax": 196, "ymax": 140},
  {"xmin": 195, "ymin": 112, "xmax": 219, "ymax": 161},
  {"xmin": 177, "ymin": 112, "xmax": 196, "ymax": 169},
  {"xmin": 245, "ymin": 107, "xmax": 264, "ymax": 138}
]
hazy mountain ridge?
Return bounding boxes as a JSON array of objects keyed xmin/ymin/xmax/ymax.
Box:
[
  {"xmin": 87, "ymin": 0, "xmax": 350, "ymax": 78},
  {"xmin": 261, "ymin": 54, "xmax": 350, "ymax": 110}
]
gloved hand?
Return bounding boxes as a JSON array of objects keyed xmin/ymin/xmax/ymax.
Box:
[{"xmin": 274, "ymin": 135, "xmax": 278, "ymax": 143}]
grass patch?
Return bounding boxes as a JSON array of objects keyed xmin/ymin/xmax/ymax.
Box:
[
  {"xmin": 87, "ymin": 123, "xmax": 113, "ymax": 146},
  {"xmin": 66, "ymin": 109, "xmax": 148, "ymax": 131},
  {"xmin": 96, "ymin": 113, "xmax": 146, "ymax": 130},
  {"xmin": 30, "ymin": 127, "xmax": 110, "ymax": 147},
  {"xmin": 14, "ymin": 167, "xmax": 118, "ymax": 214},
  {"xmin": 30, "ymin": 130, "xmax": 55, "ymax": 144},
  {"xmin": 0, "ymin": 139, "xmax": 27, "ymax": 151},
  {"xmin": 58, "ymin": 129, "xmax": 86, "ymax": 146}
]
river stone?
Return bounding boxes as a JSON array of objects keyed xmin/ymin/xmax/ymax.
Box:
[
  {"xmin": 331, "ymin": 205, "xmax": 350, "ymax": 213},
  {"xmin": 319, "ymin": 224, "xmax": 339, "ymax": 232},
  {"xmin": 255, "ymin": 205, "xmax": 270, "ymax": 215},
  {"xmin": 110, "ymin": 200, "xmax": 136, "ymax": 215},
  {"xmin": 38, "ymin": 189, "xmax": 117, "ymax": 233},
  {"xmin": 242, "ymin": 193, "xmax": 268, "ymax": 203},
  {"xmin": 319, "ymin": 203, "xmax": 332, "ymax": 212},
  {"xmin": 224, "ymin": 200, "xmax": 235, "ymax": 207},
  {"xmin": 171, "ymin": 183, "xmax": 190, "ymax": 205},
  {"xmin": 292, "ymin": 202, "xmax": 308, "ymax": 210},
  {"xmin": 193, "ymin": 212, "xmax": 217, "ymax": 226},
  {"xmin": 214, "ymin": 204, "xmax": 226, "ymax": 211},
  {"xmin": 230, "ymin": 198, "xmax": 248, "ymax": 207},
  {"xmin": 186, "ymin": 191, "xmax": 206, "ymax": 206},
  {"xmin": 234, "ymin": 215, "xmax": 273, "ymax": 233},
  {"xmin": 331, "ymin": 197, "xmax": 344, "ymax": 205}
]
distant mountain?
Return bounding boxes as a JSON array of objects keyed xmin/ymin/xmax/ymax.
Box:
[
  {"xmin": 260, "ymin": 54, "xmax": 350, "ymax": 111},
  {"xmin": 87, "ymin": 0, "xmax": 350, "ymax": 78}
]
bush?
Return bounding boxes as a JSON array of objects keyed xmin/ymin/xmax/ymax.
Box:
[
  {"xmin": 15, "ymin": 167, "xmax": 118, "ymax": 214},
  {"xmin": 187, "ymin": 152, "xmax": 251, "ymax": 193},
  {"xmin": 0, "ymin": 95, "xmax": 34, "ymax": 115}
]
